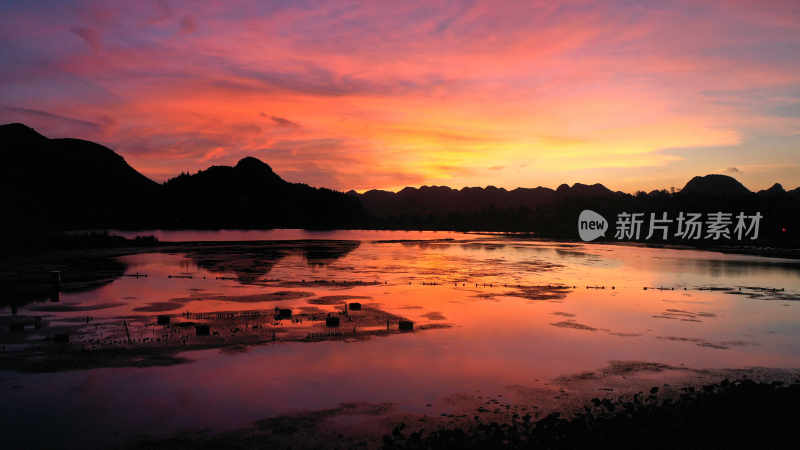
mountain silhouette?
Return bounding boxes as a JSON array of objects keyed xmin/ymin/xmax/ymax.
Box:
[
  {"xmin": 1, "ymin": 123, "xmax": 362, "ymax": 236},
  {"xmin": 679, "ymin": 174, "xmax": 752, "ymax": 197},
  {"xmin": 161, "ymin": 156, "xmax": 364, "ymax": 228},
  {"xmin": 3, "ymin": 123, "xmax": 798, "ymax": 247},
  {"xmin": 351, "ymin": 173, "xmax": 797, "ymax": 245},
  {"xmin": 756, "ymin": 183, "xmax": 788, "ymax": 199},
  {"xmin": 1, "ymin": 122, "xmax": 158, "ymax": 231},
  {"xmin": 354, "ymin": 182, "xmax": 627, "ymax": 219}
]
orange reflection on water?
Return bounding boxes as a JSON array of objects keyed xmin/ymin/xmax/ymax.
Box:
[{"xmin": 7, "ymin": 233, "xmax": 800, "ymax": 445}]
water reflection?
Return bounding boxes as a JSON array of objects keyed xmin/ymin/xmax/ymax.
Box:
[
  {"xmin": 683, "ymin": 258, "xmax": 800, "ymax": 279},
  {"xmin": 111, "ymin": 228, "xmax": 471, "ymax": 242},
  {"xmin": 2, "ymin": 232, "xmax": 800, "ymax": 449},
  {"xmin": 179, "ymin": 240, "xmax": 360, "ymax": 283}
]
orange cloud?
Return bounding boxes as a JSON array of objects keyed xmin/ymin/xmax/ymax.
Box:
[{"xmin": 1, "ymin": 0, "xmax": 799, "ymax": 192}]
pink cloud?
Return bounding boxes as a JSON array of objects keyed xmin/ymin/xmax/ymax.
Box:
[{"xmin": 2, "ymin": 0, "xmax": 799, "ymax": 192}]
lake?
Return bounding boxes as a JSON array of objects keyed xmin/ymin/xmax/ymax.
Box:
[{"xmin": 2, "ymin": 230, "xmax": 800, "ymax": 448}]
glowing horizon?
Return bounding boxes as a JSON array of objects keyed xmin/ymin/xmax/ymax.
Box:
[{"xmin": 2, "ymin": 0, "xmax": 799, "ymax": 193}]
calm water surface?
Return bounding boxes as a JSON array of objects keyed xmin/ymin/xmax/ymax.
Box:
[{"xmin": 3, "ymin": 230, "xmax": 800, "ymax": 448}]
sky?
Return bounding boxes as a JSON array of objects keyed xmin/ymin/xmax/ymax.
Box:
[{"xmin": 1, "ymin": 0, "xmax": 799, "ymax": 193}]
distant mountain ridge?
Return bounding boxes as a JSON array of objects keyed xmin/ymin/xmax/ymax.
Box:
[
  {"xmin": 350, "ymin": 174, "xmax": 798, "ymax": 219},
  {"xmin": 351, "ymin": 182, "xmax": 630, "ymax": 218},
  {"xmin": 2, "ymin": 123, "xmax": 798, "ymax": 246},
  {"xmin": 1, "ymin": 123, "xmax": 363, "ymax": 231}
]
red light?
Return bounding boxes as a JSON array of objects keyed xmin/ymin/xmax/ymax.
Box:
[{"xmin": 782, "ymin": 227, "xmax": 787, "ymax": 233}]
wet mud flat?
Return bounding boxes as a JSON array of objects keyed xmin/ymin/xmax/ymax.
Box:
[
  {"xmin": 0, "ymin": 301, "xmax": 450, "ymax": 372},
  {"xmin": 380, "ymin": 375, "xmax": 800, "ymax": 450},
  {"xmin": 125, "ymin": 363, "xmax": 800, "ymax": 450},
  {"xmin": 0, "ymin": 240, "xmax": 408, "ymax": 371}
]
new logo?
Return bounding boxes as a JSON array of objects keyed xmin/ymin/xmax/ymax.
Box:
[{"xmin": 578, "ymin": 210, "xmax": 607, "ymax": 241}]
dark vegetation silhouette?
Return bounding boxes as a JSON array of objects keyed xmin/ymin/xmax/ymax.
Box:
[{"xmin": 3, "ymin": 123, "xmax": 798, "ymax": 248}]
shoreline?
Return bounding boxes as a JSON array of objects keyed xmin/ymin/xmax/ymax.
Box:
[
  {"xmin": 7, "ymin": 227, "xmax": 800, "ymax": 262},
  {"xmin": 62, "ymin": 228, "xmax": 800, "ymax": 260},
  {"xmin": 120, "ymin": 363, "xmax": 800, "ymax": 450}
]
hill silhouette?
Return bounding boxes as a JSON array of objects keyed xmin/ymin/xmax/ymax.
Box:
[
  {"xmin": 1, "ymin": 123, "xmax": 363, "ymax": 238},
  {"xmin": 3, "ymin": 123, "xmax": 798, "ymax": 247},
  {"xmin": 679, "ymin": 174, "xmax": 752, "ymax": 197},
  {"xmin": 1, "ymin": 123, "xmax": 159, "ymax": 231},
  {"xmin": 161, "ymin": 156, "xmax": 364, "ymax": 228}
]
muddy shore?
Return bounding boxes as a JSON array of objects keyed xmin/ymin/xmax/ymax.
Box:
[{"xmin": 123, "ymin": 363, "xmax": 800, "ymax": 450}]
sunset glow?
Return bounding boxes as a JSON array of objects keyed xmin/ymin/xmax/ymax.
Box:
[{"xmin": 2, "ymin": 0, "xmax": 799, "ymax": 192}]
